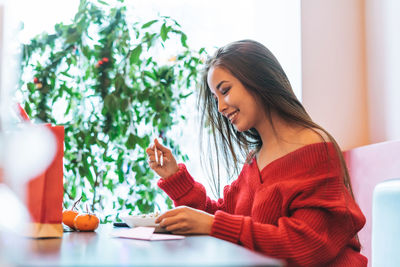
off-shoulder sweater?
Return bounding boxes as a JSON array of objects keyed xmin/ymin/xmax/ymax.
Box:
[{"xmin": 157, "ymin": 142, "xmax": 367, "ymax": 266}]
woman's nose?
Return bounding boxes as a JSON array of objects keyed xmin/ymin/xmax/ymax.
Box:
[{"xmin": 217, "ymin": 97, "xmax": 227, "ymax": 113}]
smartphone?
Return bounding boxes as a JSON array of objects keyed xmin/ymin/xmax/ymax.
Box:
[{"xmin": 113, "ymin": 222, "xmax": 129, "ymax": 227}]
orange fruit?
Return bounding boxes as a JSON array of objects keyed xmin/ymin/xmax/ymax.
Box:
[
  {"xmin": 62, "ymin": 210, "xmax": 79, "ymax": 230},
  {"xmin": 74, "ymin": 213, "xmax": 99, "ymax": 231}
]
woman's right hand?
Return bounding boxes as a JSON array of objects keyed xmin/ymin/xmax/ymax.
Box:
[{"xmin": 145, "ymin": 138, "xmax": 179, "ymax": 178}]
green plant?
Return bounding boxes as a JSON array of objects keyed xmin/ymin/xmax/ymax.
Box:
[{"xmin": 19, "ymin": 0, "xmax": 206, "ymax": 222}]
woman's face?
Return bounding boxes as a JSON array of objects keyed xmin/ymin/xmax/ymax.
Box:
[{"xmin": 207, "ymin": 66, "xmax": 266, "ymax": 132}]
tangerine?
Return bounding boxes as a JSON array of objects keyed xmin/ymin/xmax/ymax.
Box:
[
  {"xmin": 62, "ymin": 196, "xmax": 82, "ymax": 230},
  {"xmin": 74, "ymin": 213, "xmax": 99, "ymax": 231},
  {"xmin": 62, "ymin": 210, "xmax": 79, "ymax": 229}
]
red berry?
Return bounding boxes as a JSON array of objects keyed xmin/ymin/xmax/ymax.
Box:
[
  {"xmin": 33, "ymin": 77, "xmax": 39, "ymax": 84},
  {"xmin": 102, "ymin": 57, "xmax": 109, "ymax": 63},
  {"xmin": 98, "ymin": 60, "xmax": 103, "ymax": 65}
]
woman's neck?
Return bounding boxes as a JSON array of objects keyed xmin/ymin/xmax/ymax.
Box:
[
  {"xmin": 255, "ymin": 112, "xmax": 299, "ymax": 149},
  {"xmin": 254, "ymin": 113, "xmax": 327, "ymax": 168},
  {"xmin": 255, "ymin": 113, "xmax": 311, "ymax": 164}
]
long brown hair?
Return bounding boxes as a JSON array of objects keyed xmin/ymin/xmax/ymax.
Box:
[{"xmin": 198, "ymin": 39, "xmax": 355, "ymax": 202}]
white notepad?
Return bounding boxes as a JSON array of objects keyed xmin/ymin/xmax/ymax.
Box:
[{"xmin": 112, "ymin": 227, "xmax": 185, "ymax": 241}]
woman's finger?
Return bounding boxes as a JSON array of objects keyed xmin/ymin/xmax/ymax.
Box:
[
  {"xmin": 159, "ymin": 216, "xmax": 180, "ymax": 228},
  {"xmin": 154, "ymin": 138, "xmax": 171, "ymax": 154},
  {"xmin": 171, "ymin": 229, "xmax": 191, "ymax": 235},
  {"xmin": 145, "ymin": 146, "xmax": 156, "ymax": 156},
  {"xmin": 146, "ymin": 145, "xmax": 163, "ymax": 165},
  {"xmin": 158, "ymin": 213, "xmax": 183, "ymax": 227},
  {"xmin": 148, "ymin": 161, "xmax": 159, "ymax": 169},
  {"xmin": 165, "ymin": 222, "xmax": 189, "ymax": 233},
  {"xmin": 156, "ymin": 207, "xmax": 185, "ymax": 223}
]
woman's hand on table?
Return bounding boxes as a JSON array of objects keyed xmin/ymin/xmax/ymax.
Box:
[
  {"xmin": 155, "ymin": 206, "xmax": 214, "ymax": 235},
  {"xmin": 146, "ymin": 138, "xmax": 179, "ymax": 178}
]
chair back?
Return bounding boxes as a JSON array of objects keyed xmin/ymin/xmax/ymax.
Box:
[{"xmin": 343, "ymin": 140, "xmax": 400, "ymax": 266}]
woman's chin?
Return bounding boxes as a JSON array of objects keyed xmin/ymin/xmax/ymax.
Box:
[{"xmin": 232, "ymin": 124, "xmax": 248, "ymax": 133}]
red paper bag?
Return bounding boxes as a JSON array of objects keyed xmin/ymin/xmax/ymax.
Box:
[{"xmin": 25, "ymin": 125, "xmax": 64, "ymax": 238}]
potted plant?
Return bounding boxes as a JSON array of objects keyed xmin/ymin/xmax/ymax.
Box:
[{"xmin": 19, "ymin": 0, "xmax": 206, "ymax": 222}]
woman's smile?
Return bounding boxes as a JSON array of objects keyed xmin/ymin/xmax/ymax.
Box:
[{"xmin": 227, "ymin": 110, "xmax": 239, "ymax": 123}]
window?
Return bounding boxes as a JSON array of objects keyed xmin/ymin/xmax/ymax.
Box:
[{"xmin": 16, "ymin": 0, "xmax": 301, "ymax": 198}]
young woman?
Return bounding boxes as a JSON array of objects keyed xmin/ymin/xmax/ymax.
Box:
[{"xmin": 146, "ymin": 40, "xmax": 367, "ymax": 266}]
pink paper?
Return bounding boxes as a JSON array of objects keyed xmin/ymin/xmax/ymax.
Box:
[
  {"xmin": 150, "ymin": 233, "xmax": 185, "ymax": 241},
  {"xmin": 112, "ymin": 227, "xmax": 185, "ymax": 241}
]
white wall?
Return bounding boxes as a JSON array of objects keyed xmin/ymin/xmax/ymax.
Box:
[
  {"xmin": 0, "ymin": 5, "xmax": 4, "ymax": 126},
  {"xmin": 301, "ymin": 0, "xmax": 369, "ymax": 150},
  {"xmin": 302, "ymin": 0, "xmax": 400, "ymax": 150},
  {"xmin": 0, "ymin": 0, "xmax": 22, "ymax": 130},
  {"xmin": 365, "ymin": 0, "xmax": 400, "ymax": 143}
]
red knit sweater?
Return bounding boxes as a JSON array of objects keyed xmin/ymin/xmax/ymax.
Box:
[{"xmin": 158, "ymin": 142, "xmax": 368, "ymax": 266}]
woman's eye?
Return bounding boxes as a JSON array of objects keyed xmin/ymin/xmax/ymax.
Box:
[{"xmin": 221, "ymin": 87, "xmax": 231, "ymax": 95}]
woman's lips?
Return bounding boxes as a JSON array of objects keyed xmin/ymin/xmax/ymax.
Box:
[{"xmin": 227, "ymin": 110, "xmax": 239, "ymax": 122}]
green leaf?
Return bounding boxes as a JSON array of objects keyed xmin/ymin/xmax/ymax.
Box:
[
  {"xmin": 115, "ymin": 73, "xmax": 125, "ymax": 91},
  {"xmin": 117, "ymin": 168, "xmax": 124, "ymax": 183},
  {"xmin": 27, "ymin": 83, "xmax": 35, "ymax": 93},
  {"xmin": 84, "ymin": 164, "xmax": 95, "ymax": 187},
  {"xmin": 125, "ymin": 134, "xmax": 137, "ymax": 150},
  {"xmin": 65, "ymin": 31, "xmax": 80, "ymax": 44},
  {"xmin": 166, "ymin": 197, "xmax": 173, "ymax": 209},
  {"xmin": 160, "ymin": 23, "xmax": 168, "ymax": 42},
  {"xmin": 142, "ymin": 20, "xmax": 158, "ymax": 29},
  {"xmin": 81, "ymin": 192, "xmax": 88, "ymax": 202},
  {"xmin": 97, "ymin": 0, "xmax": 109, "ymax": 5},
  {"xmin": 180, "ymin": 33, "xmax": 188, "ymax": 48},
  {"xmin": 139, "ymin": 135, "xmax": 150, "ymax": 149},
  {"xmin": 60, "ymin": 71, "xmax": 72, "ymax": 78},
  {"xmin": 81, "ymin": 45, "xmax": 91, "ymax": 58},
  {"xmin": 143, "ymin": 70, "xmax": 157, "ymax": 81},
  {"xmin": 104, "ymin": 94, "xmax": 118, "ymax": 113},
  {"xmin": 71, "ymin": 184, "xmax": 77, "ymax": 199},
  {"xmin": 179, "ymin": 92, "xmax": 193, "ymax": 98},
  {"xmin": 130, "ymin": 44, "xmax": 142, "ymax": 64},
  {"xmin": 24, "ymin": 102, "xmax": 32, "ymax": 117}
]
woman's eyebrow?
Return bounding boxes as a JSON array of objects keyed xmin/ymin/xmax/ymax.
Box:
[{"xmin": 216, "ymin": 80, "xmax": 227, "ymax": 90}]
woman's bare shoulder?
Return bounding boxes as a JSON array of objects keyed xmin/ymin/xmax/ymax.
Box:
[
  {"xmin": 299, "ymin": 127, "xmax": 330, "ymax": 145},
  {"xmin": 268, "ymin": 127, "xmax": 332, "ymax": 163}
]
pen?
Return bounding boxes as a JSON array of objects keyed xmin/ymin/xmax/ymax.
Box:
[{"xmin": 152, "ymin": 129, "xmax": 159, "ymax": 165}]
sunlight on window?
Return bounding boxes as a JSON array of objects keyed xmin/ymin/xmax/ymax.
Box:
[{"xmin": 18, "ymin": 0, "xmax": 80, "ymax": 42}]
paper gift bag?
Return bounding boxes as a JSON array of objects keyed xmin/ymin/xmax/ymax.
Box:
[{"xmin": 25, "ymin": 125, "xmax": 64, "ymax": 238}]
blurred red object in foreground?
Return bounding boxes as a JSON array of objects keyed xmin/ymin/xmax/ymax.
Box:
[
  {"xmin": 25, "ymin": 125, "xmax": 64, "ymax": 238},
  {"xmin": 17, "ymin": 103, "xmax": 30, "ymax": 122}
]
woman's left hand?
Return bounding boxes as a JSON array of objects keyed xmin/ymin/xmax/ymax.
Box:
[{"xmin": 155, "ymin": 206, "xmax": 214, "ymax": 235}]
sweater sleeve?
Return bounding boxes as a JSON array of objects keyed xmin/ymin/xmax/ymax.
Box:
[
  {"xmin": 211, "ymin": 175, "xmax": 366, "ymax": 266},
  {"xmin": 157, "ymin": 163, "xmax": 226, "ymax": 214}
]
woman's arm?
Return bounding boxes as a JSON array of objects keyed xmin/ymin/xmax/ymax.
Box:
[
  {"xmin": 146, "ymin": 139, "xmax": 229, "ymax": 214},
  {"xmin": 157, "ymin": 163, "xmax": 228, "ymax": 214}
]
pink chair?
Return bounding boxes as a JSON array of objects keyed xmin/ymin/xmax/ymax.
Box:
[{"xmin": 343, "ymin": 140, "xmax": 400, "ymax": 266}]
